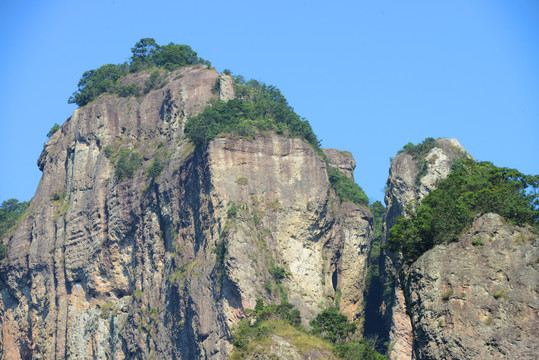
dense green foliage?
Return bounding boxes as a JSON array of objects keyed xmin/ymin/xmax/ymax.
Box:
[
  {"xmin": 389, "ymin": 159, "xmax": 539, "ymax": 262},
  {"xmin": 68, "ymin": 38, "xmax": 209, "ymax": 106},
  {"xmin": 184, "ymin": 78, "xmax": 320, "ymax": 151},
  {"xmin": 398, "ymin": 137, "xmax": 436, "ymax": 159},
  {"xmin": 310, "ymin": 307, "xmax": 357, "ymax": 344},
  {"xmin": 47, "ymin": 123, "xmax": 60, "ymax": 138},
  {"xmin": 310, "ymin": 307, "xmax": 387, "ymax": 359},
  {"xmin": 268, "ymin": 264, "xmax": 287, "ymax": 282},
  {"xmin": 231, "ymin": 301, "xmax": 385, "ymax": 359},
  {"xmin": 334, "ymin": 341, "xmax": 388, "ymax": 360},
  {"xmin": 327, "ymin": 166, "xmax": 369, "ymax": 206},
  {"xmin": 0, "ymin": 199, "xmax": 29, "ymax": 260},
  {"xmin": 370, "ymin": 201, "xmax": 385, "ymax": 243}
]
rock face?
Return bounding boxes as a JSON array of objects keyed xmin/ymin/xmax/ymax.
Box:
[
  {"xmin": 0, "ymin": 66, "xmax": 374, "ymax": 359},
  {"xmin": 402, "ymin": 213, "xmax": 539, "ymax": 359},
  {"xmin": 381, "ymin": 139, "xmax": 539, "ymax": 360},
  {"xmin": 322, "ymin": 149, "xmax": 356, "ymax": 179},
  {"xmin": 382, "ymin": 138, "xmax": 469, "ymax": 360}
]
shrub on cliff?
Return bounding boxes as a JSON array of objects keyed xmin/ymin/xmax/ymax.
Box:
[
  {"xmin": 0, "ymin": 199, "xmax": 29, "ymax": 239},
  {"xmin": 389, "ymin": 159, "xmax": 539, "ymax": 262},
  {"xmin": 230, "ymin": 301, "xmax": 386, "ymax": 359},
  {"xmin": 114, "ymin": 148, "xmax": 142, "ymax": 181},
  {"xmin": 398, "ymin": 137, "xmax": 436, "ymax": 159},
  {"xmin": 46, "ymin": 123, "xmax": 60, "ymax": 138},
  {"xmin": 184, "ymin": 79, "xmax": 321, "ymax": 151},
  {"xmin": 327, "ymin": 166, "xmax": 369, "ymax": 206},
  {"xmin": 310, "ymin": 307, "xmax": 357, "ymax": 344},
  {"xmin": 69, "ymin": 38, "xmax": 208, "ymax": 106},
  {"xmin": 0, "ymin": 199, "xmax": 29, "ymax": 260}
]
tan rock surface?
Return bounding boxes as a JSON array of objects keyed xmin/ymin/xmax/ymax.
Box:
[
  {"xmin": 0, "ymin": 67, "xmax": 373, "ymax": 359},
  {"xmin": 402, "ymin": 214, "xmax": 539, "ymax": 359},
  {"xmin": 382, "ymin": 138, "xmax": 469, "ymax": 360}
]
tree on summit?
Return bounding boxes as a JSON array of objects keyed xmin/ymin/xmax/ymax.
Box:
[
  {"xmin": 129, "ymin": 38, "xmax": 159, "ymax": 72},
  {"xmin": 68, "ymin": 38, "xmax": 208, "ymax": 107}
]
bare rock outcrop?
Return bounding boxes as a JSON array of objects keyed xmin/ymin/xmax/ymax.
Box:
[
  {"xmin": 0, "ymin": 67, "xmax": 373, "ymax": 359},
  {"xmin": 402, "ymin": 214, "xmax": 539, "ymax": 359},
  {"xmin": 323, "ymin": 149, "xmax": 356, "ymax": 179}
]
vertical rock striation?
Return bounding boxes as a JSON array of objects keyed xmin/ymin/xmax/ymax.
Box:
[
  {"xmin": 402, "ymin": 213, "xmax": 539, "ymax": 359},
  {"xmin": 0, "ymin": 66, "xmax": 374, "ymax": 359}
]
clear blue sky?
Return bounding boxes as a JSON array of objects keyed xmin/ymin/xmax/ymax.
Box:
[{"xmin": 1, "ymin": 0, "xmax": 538, "ymax": 204}]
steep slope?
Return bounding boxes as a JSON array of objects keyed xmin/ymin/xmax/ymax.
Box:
[
  {"xmin": 0, "ymin": 66, "xmax": 374, "ymax": 359},
  {"xmin": 379, "ymin": 138, "xmax": 539, "ymax": 360},
  {"xmin": 402, "ymin": 213, "xmax": 538, "ymax": 359},
  {"xmin": 377, "ymin": 138, "xmax": 469, "ymax": 359}
]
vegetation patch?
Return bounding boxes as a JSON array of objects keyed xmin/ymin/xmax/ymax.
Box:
[
  {"xmin": 472, "ymin": 237, "xmax": 484, "ymax": 246},
  {"xmin": 398, "ymin": 137, "xmax": 436, "ymax": 160},
  {"xmin": 184, "ymin": 76, "xmax": 321, "ymax": 152},
  {"xmin": 115, "ymin": 148, "xmax": 143, "ymax": 181},
  {"xmin": 229, "ymin": 296, "xmax": 387, "ymax": 359},
  {"xmin": 513, "ymin": 232, "xmax": 531, "ymax": 246},
  {"xmin": 133, "ymin": 289, "xmax": 143, "ymax": 301},
  {"xmin": 441, "ymin": 288, "xmax": 454, "ymax": 301},
  {"xmin": 327, "ymin": 166, "xmax": 369, "ymax": 206},
  {"xmin": 334, "ymin": 341, "xmax": 388, "ymax": 360},
  {"xmin": 235, "ymin": 177, "xmax": 249, "ymax": 186},
  {"xmin": 227, "ymin": 203, "xmax": 238, "ymax": 218},
  {"xmin": 269, "ymin": 263, "xmax": 287, "ymax": 283},
  {"xmin": 147, "ymin": 145, "xmax": 170, "ymax": 181},
  {"xmin": 389, "ymin": 159, "xmax": 539, "ymax": 262},
  {"xmin": 144, "ymin": 70, "xmax": 168, "ymax": 94},
  {"xmin": 0, "ymin": 199, "xmax": 30, "ymax": 259},
  {"xmin": 398, "ymin": 137, "xmax": 439, "ymax": 186},
  {"xmin": 362, "ymin": 201, "xmax": 395, "ymax": 352},
  {"xmin": 493, "ymin": 289, "xmax": 507, "ymax": 300},
  {"xmin": 46, "ymin": 123, "xmax": 60, "ymax": 138},
  {"xmin": 170, "ymin": 260, "xmax": 199, "ymax": 287},
  {"xmin": 68, "ymin": 38, "xmax": 211, "ymax": 107}
]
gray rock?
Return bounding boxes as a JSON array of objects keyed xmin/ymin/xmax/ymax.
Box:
[
  {"xmin": 0, "ymin": 66, "xmax": 373, "ymax": 359},
  {"xmin": 403, "ymin": 214, "xmax": 539, "ymax": 359}
]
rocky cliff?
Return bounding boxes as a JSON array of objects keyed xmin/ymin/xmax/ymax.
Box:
[
  {"xmin": 381, "ymin": 138, "xmax": 470, "ymax": 359},
  {"xmin": 381, "ymin": 139, "xmax": 539, "ymax": 360},
  {"xmin": 402, "ymin": 213, "xmax": 538, "ymax": 359},
  {"xmin": 0, "ymin": 66, "xmax": 374, "ymax": 359}
]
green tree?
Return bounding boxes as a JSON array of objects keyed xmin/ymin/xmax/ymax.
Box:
[
  {"xmin": 154, "ymin": 43, "xmax": 200, "ymax": 71},
  {"xmin": 46, "ymin": 123, "xmax": 60, "ymax": 138},
  {"xmin": 369, "ymin": 201, "xmax": 385, "ymax": 242},
  {"xmin": 184, "ymin": 80, "xmax": 321, "ymax": 152},
  {"xmin": 398, "ymin": 137, "xmax": 436, "ymax": 159},
  {"xmin": 129, "ymin": 37, "xmax": 160, "ymax": 72},
  {"xmin": 0, "ymin": 199, "xmax": 30, "ymax": 260},
  {"xmin": 68, "ymin": 63, "xmax": 128, "ymax": 106},
  {"xmin": 334, "ymin": 341, "xmax": 387, "ymax": 360},
  {"xmin": 69, "ymin": 39, "xmax": 209, "ymax": 107},
  {"xmin": 327, "ymin": 166, "xmax": 369, "ymax": 206},
  {"xmin": 310, "ymin": 307, "xmax": 357, "ymax": 344},
  {"xmin": 389, "ymin": 159, "xmax": 539, "ymax": 262}
]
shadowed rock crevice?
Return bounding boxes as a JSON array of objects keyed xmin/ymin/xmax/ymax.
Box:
[{"xmin": 0, "ymin": 67, "xmax": 375, "ymax": 359}]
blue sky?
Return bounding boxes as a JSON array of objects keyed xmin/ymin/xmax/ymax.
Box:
[{"xmin": 1, "ymin": 0, "xmax": 538, "ymax": 204}]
